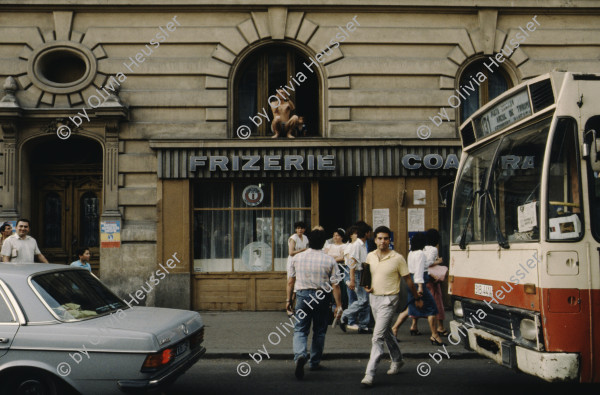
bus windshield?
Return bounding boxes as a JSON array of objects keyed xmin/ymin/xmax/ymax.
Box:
[{"xmin": 453, "ymin": 117, "xmax": 552, "ymax": 246}]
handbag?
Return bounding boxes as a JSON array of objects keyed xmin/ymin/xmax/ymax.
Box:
[
  {"xmin": 428, "ymin": 265, "xmax": 448, "ymax": 282},
  {"xmin": 359, "ymin": 263, "xmax": 372, "ymax": 288}
]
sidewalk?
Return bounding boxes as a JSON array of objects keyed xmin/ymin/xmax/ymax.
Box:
[{"xmin": 200, "ymin": 311, "xmax": 479, "ymax": 360}]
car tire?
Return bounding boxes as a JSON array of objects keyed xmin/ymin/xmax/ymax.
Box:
[{"xmin": 6, "ymin": 371, "xmax": 58, "ymax": 395}]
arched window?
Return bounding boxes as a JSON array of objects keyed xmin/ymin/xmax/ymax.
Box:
[
  {"xmin": 234, "ymin": 45, "xmax": 320, "ymax": 138},
  {"xmin": 458, "ymin": 59, "xmax": 513, "ymax": 123}
]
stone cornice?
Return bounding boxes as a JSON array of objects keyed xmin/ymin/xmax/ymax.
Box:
[{"xmin": 1, "ymin": 0, "xmax": 600, "ymax": 11}]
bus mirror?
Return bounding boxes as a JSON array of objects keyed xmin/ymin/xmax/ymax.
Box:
[{"xmin": 586, "ymin": 130, "xmax": 600, "ymax": 172}]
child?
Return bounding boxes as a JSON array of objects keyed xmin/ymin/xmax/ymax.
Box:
[{"xmin": 70, "ymin": 247, "xmax": 92, "ymax": 272}]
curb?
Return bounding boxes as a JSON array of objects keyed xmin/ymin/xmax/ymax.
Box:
[{"xmin": 203, "ymin": 352, "xmax": 482, "ymax": 360}]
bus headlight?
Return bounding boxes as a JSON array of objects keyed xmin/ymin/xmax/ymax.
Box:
[
  {"xmin": 520, "ymin": 319, "xmax": 537, "ymax": 341},
  {"xmin": 453, "ymin": 300, "xmax": 464, "ymax": 317}
]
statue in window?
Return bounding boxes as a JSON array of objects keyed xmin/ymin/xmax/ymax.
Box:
[{"xmin": 269, "ymin": 89, "xmax": 305, "ymax": 138}]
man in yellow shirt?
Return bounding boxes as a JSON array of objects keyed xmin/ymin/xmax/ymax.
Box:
[{"xmin": 361, "ymin": 226, "xmax": 423, "ymax": 387}]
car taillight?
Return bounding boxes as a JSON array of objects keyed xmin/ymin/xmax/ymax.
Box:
[
  {"xmin": 142, "ymin": 348, "xmax": 174, "ymax": 371},
  {"xmin": 190, "ymin": 327, "xmax": 204, "ymax": 349}
]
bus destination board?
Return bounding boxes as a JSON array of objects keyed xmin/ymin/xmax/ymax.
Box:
[{"xmin": 477, "ymin": 89, "xmax": 532, "ymax": 138}]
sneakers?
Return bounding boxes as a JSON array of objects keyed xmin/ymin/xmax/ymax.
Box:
[
  {"xmin": 295, "ymin": 356, "xmax": 306, "ymax": 380},
  {"xmin": 361, "ymin": 374, "xmax": 374, "ymax": 387},
  {"xmin": 387, "ymin": 360, "xmax": 405, "ymax": 375},
  {"xmin": 358, "ymin": 327, "xmax": 373, "ymax": 334},
  {"xmin": 346, "ymin": 324, "xmax": 359, "ymax": 332}
]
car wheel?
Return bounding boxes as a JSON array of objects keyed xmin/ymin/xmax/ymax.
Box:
[{"xmin": 13, "ymin": 372, "xmax": 58, "ymax": 395}]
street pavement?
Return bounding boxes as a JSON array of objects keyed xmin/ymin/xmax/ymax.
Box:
[{"xmin": 201, "ymin": 310, "xmax": 474, "ymax": 360}]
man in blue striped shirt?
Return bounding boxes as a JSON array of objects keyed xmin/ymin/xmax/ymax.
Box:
[{"xmin": 286, "ymin": 229, "xmax": 343, "ymax": 379}]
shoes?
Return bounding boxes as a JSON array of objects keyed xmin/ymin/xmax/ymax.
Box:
[
  {"xmin": 309, "ymin": 364, "xmax": 323, "ymax": 371},
  {"xmin": 410, "ymin": 329, "xmax": 422, "ymax": 336},
  {"xmin": 387, "ymin": 360, "xmax": 405, "ymax": 375},
  {"xmin": 295, "ymin": 356, "xmax": 306, "ymax": 380},
  {"xmin": 437, "ymin": 329, "xmax": 449, "ymax": 336},
  {"xmin": 430, "ymin": 336, "xmax": 445, "ymax": 346},
  {"xmin": 346, "ymin": 324, "xmax": 359, "ymax": 332},
  {"xmin": 358, "ymin": 328, "xmax": 373, "ymax": 334},
  {"xmin": 361, "ymin": 374, "xmax": 374, "ymax": 387},
  {"xmin": 339, "ymin": 319, "xmax": 347, "ymax": 332}
]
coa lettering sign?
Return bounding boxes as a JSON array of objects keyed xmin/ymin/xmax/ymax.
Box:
[{"xmin": 242, "ymin": 185, "xmax": 264, "ymax": 207}]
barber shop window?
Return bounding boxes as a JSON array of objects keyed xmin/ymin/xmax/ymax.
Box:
[
  {"xmin": 459, "ymin": 59, "xmax": 512, "ymax": 123},
  {"xmin": 234, "ymin": 45, "xmax": 320, "ymax": 138},
  {"xmin": 547, "ymin": 118, "xmax": 584, "ymax": 241},
  {"xmin": 193, "ymin": 181, "xmax": 313, "ymax": 272}
]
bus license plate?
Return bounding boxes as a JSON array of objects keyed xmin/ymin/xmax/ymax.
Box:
[{"xmin": 474, "ymin": 283, "xmax": 493, "ymax": 297}]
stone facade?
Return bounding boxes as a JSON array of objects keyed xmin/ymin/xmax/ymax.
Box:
[{"xmin": 1, "ymin": 1, "xmax": 599, "ymax": 309}]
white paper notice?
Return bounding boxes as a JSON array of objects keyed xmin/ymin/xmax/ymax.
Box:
[
  {"xmin": 407, "ymin": 208, "xmax": 425, "ymax": 232},
  {"xmin": 414, "ymin": 190, "xmax": 426, "ymax": 205},
  {"xmin": 517, "ymin": 201, "xmax": 537, "ymax": 232},
  {"xmin": 373, "ymin": 209, "xmax": 390, "ymax": 229}
]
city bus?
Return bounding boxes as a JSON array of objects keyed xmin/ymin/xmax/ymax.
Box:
[{"xmin": 448, "ymin": 71, "xmax": 600, "ymax": 383}]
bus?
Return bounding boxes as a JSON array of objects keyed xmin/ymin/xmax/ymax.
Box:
[{"xmin": 448, "ymin": 71, "xmax": 600, "ymax": 383}]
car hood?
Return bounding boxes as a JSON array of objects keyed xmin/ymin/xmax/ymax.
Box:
[{"xmin": 15, "ymin": 307, "xmax": 204, "ymax": 353}]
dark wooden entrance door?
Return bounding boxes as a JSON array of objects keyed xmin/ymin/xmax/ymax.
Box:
[{"xmin": 34, "ymin": 165, "xmax": 102, "ymax": 271}]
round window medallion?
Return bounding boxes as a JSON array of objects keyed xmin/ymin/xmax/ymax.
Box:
[{"xmin": 28, "ymin": 42, "xmax": 97, "ymax": 94}]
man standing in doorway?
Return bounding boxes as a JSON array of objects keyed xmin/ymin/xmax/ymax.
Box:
[
  {"xmin": 361, "ymin": 226, "xmax": 423, "ymax": 387},
  {"xmin": 1, "ymin": 219, "xmax": 49, "ymax": 263},
  {"xmin": 286, "ymin": 229, "xmax": 343, "ymax": 379},
  {"xmin": 340, "ymin": 225, "xmax": 371, "ymax": 333}
]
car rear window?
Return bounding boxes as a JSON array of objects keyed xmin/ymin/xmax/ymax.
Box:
[{"xmin": 31, "ymin": 270, "xmax": 127, "ymax": 321}]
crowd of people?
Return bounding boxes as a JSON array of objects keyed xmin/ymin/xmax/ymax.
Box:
[
  {"xmin": 286, "ymin": 220, "xmax": 447, "ymax": 386},
  {"xmin": 0, "ymin": 218, "xmax": 92, "ymax": 271}
]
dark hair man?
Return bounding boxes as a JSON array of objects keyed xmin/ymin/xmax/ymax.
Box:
[
  {"xmin": 1, "ymin": 219, "xmax": 48, "ymax": 263},
  {"xmin": 286, "ymin": 229, "xmax": 343, "ymax": 379},
  {"xmin": 360, "ymin": 226, "xmax": 423, "ymax": 387}
]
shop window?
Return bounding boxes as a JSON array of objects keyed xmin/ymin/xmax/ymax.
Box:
[
  {"xmin": 234, "ymin": 45, "xmax": 320, "ymax": 138},
  {"xmin": 547, "ymin": 118, "xmax": 584, "ymax": 241},
  {"xmin": 193, "ymin": 181, "xmax": 313, "ymax": 272},
  {"xmin": 459, "ymin": 60, "xmax": 512, "ymax": 123}
]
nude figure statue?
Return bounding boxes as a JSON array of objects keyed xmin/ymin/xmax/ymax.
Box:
[{"xmin": 269, "ymin": 89, "xmax": 300, "ymax": 138}]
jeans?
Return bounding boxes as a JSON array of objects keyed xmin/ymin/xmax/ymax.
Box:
[
  {"xmin": 365, "ymin": 294, "xmax": 402, "ymax": 377},
  {"xmin": 293, "ymin": 289, "xmax": 332, "ymax": 367},
  {"xmin": 342, "ymin": 270, "xmax": 371, "ymax": 329}
]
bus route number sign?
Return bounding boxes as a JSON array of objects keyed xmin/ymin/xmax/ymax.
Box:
[{"xmin": 474, "ymin": 283, "xmax": 493, "ymax": 297}]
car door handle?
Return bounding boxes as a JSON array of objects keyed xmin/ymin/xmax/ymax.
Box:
[{"xmin": 0, "ymin": 338, "xmax": 9, "ymax": 343}]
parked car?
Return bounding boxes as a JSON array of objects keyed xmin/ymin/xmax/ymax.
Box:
[{"xmin": 0, "ymin": 263, "xmax": 205, "ymax": 394}]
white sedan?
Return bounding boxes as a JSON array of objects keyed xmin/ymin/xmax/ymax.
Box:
[{"xmin": 0, "ymin": 263, "xmax": 205, "ymax": 395}]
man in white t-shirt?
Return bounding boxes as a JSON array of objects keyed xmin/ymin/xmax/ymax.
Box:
[{"xmin": 1, "ymin": 219, "xmax": 48, "ymax": 264}]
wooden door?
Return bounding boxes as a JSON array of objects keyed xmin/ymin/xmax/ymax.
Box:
[{"xmin": 35, "ymin": 166, "xmax": 102, "ymax": 272}]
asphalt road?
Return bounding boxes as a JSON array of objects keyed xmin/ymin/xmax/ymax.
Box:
[{"xmin": 163, "ymin": 358, "xmax": 598, "ymax": 395}]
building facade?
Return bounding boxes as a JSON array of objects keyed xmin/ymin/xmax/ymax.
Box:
[{"xmin": 0, "ymin": 1, "xmax": 599, "ymax": 310}]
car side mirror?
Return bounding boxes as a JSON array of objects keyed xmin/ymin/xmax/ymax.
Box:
[{"xmin": 583, "ymin": 129, "xmax": 600, "ymax": 172}]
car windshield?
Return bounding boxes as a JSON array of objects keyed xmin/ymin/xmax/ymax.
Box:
[{"xmin": 31, "ymin": 270, "xmax": 127, "ymax": 321}]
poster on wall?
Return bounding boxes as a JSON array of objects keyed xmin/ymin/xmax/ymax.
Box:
[
  {"xmin": 372, "ymin": 208, "xmax": 390, "ymax": 229},
  {"xmin": 407, "ymin": 208, "xmax": 425, "ymax": 232},
  {"xmin": 413, "ymin": 190, "xmax": 426, "ymax": 205},
  {"xmin": 100, "ymin": 220, "xmax": 121, "ymax": 248}
]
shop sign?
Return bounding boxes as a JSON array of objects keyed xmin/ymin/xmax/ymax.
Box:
[
  {"xmin": 189, "ymin": 154, "xmax": 335, "ymax": 172},
  {"xmin": 242, "ymin": 185, "xmax": 264, "ymax": 206}
]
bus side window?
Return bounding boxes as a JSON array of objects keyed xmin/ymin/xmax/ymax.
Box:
[
  {"xmin": 547, "ymin": 118, "xmax": 584, "ymax": 241},
  {"xmin": 585, "ymin": 116, "xmax": 600, "ymax": 242}
]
